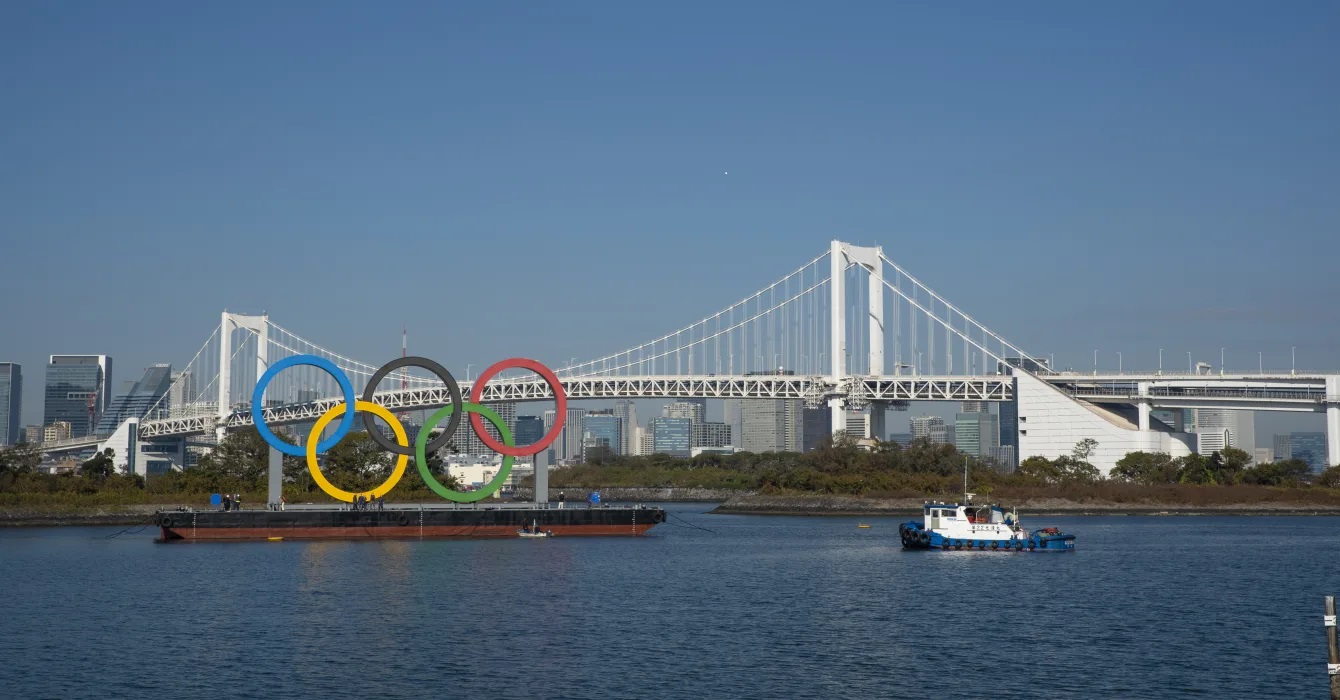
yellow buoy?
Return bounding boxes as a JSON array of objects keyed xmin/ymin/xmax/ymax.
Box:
[
  {"xmin": 267, "ymin": 537, "xmax": 283, "ymax": 541},
  {"xmin": 857, "ymin": 523, "xmax": 871, "ymax": 528}
]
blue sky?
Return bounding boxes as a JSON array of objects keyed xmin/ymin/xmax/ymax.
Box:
[{"xmin": 2, "ymin": 1, "xmax": 1337, "ymax": 438}]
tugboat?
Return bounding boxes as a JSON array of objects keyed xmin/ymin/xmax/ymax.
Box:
[{"xmin": 897, "ymin": 461, "xmax": 1075, "ymax": 552}]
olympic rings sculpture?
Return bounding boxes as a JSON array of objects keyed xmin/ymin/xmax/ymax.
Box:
[{"xmin": 251, "ymin": 354, "xmax": 568, "ymax": 503}]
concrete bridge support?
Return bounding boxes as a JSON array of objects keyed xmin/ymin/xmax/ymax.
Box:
[{"xmin": 1328, "ymin": 377, "xmax": 1340, "ymax": 469}]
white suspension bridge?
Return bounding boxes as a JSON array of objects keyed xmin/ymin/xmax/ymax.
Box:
[{"xmin": 41, "ymin": 241, "xmax": 1340, "ymax": 474}]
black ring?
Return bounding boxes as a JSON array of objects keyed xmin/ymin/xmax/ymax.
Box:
[{"xmin": 360, "ymin": 356, "xmax": 462, "ymax": 456}]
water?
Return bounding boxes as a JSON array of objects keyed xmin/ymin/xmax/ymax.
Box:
[{"xmin": 1, "ymin": 507, "xmax": 1337, "ymax": 699}]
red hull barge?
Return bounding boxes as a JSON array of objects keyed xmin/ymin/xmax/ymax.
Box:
[{"xmin": 154, "ymin": 505, "xmax": 666, "ymax": 542}]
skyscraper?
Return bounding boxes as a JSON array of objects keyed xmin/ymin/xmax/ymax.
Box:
[
  {"xmin": 910, "ymin": 415, "xmax": 946, "ymax": 441},
  {"xmin": 0, "ymin": 363, "xmax": 20, "ymax": 446},
  {"xmin": 961, "ymin": 401, "xmax": 989, "ymax": 413},
  {"xmin": 664, "ymin": 401, "xmax": 705, "ymax": 446},
  {"xmin": 1289, "ymin": 432, "xmax": 1328, "ymax": 473},
  {"xmin": 1273, "ymin": 434, "xmax": 1292, "ymax": 461},
  {"xmin": 457, "ymin": 401, "xmax": 517, "ymax": 456},
  {"xmin": 168, "ymin": 370, "xmax": 198, "ymax": 417},
  {"xmin": 612, "ymin": 400, "xmax": 637, "ymax": 455},
  {"xmin": 651, "ymin": 416, "xmax": 692, "ymax": 457},
  {"xmin": 44, "ymin": 355, "xmax": 112, "ymax": 437},
  {"xmin": 1194, "ymin": 409, "xmax": 1255, "ymax": 455},
  {"xmin": 515, "ymin": 415, "xmax": 545, "ymax": 447},
  {"xmin": 740, "ymin": 399, "xmax": 802, "ymax": 452},
  {"xmin": 582, "ymin": 411, "xmax": 622, "ymax": 457},
  {"xmin": 561, "ymin": 407, "xmax": 587, "ymax": 462},
  {"xmin": 96, "ymin": 364, "xmax": 174, "ymax": 432},
  {"xmin": 954, "ymin": 410, "xmax": 999, "ymax": 459},
  {"xmin": 801, "ymin": 407, "xmax": 830, "ymax": 451}
]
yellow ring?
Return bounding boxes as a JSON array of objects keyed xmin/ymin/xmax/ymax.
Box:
[{"xmin": 306, "ymin": 400, "xmax": 408, "ymax": 503}]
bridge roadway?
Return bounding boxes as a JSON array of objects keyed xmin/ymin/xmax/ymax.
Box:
[{"xmin": 41, "ymin": 371, "xmax": 1339, "ymax": 451}]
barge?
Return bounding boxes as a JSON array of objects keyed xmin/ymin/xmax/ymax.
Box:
[{"xmin": 154, "ymin": 505, "xmax": 666, "ymax": 542}]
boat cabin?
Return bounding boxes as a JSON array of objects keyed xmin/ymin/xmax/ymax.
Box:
[{"xmin": 922, "ymin": 502, "xmax": 1021, "ymax": 537}]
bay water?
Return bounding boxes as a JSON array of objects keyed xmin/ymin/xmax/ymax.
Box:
[{"xmin": 1, "ymin": 506, "xmax": 1337, "ymax": 698}]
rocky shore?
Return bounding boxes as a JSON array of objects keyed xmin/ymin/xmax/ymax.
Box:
[
  {"xmin": 0, "ymin": 504, "xmax": 170, "ymax": 527},
  {"xmin": 710, "ymin": 492, "xmax": 1340, "ymax": 516}
]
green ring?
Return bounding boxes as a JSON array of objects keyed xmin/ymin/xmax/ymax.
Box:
[{"xmin": 415, "ymin": 402, "xmax": 515, "ymax": 503}]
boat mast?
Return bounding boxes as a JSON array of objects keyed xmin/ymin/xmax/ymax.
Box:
[{"xmin": 963, "ymin": 456, "xmax": 974, "ymax": 505}]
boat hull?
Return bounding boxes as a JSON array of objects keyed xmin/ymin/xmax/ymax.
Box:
[
  {"xmin": 154, "ymin": 506, "xmax": 666, "ymax": 542},
  {"xmin": 899, "ymin": 521, "xmax": 1075, "ymax": 552}
]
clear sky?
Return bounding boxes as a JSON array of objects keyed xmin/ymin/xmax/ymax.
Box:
[{"xmin": 2, "ymin": 1, "xmax": 1337, "ymax": 438}]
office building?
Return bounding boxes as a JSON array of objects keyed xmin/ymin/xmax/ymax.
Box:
[
  {"xmin": 44, "ymin": 421, "xmax": 72, "ymax": 443},
  {"xmin": 651, "ymin": 416, "xmax": 691, "ymax": 457},
  {"xmin": 801, "ymin": 407, "xmax": 830, "ymax": 452},
  {"xmin": 24, "ymin": 425, "xmax": 42, "ymax": 445},
  {"xmin": 929, "ymin": 424, "xmax": 950, "ymax": 445},
  {"xmin": 1273, "ymin": 434, "xmax": 1292, "ymax": 461},
  {"xmin": 457, "ymin": 402, "xmax": 516, "ymax": 456},
  {"xmin": 515, "ymin": 415, "xmax": 545, "ymax": 448},
  {"xmin": 168, "ymin": 370, "xmax": 197, "ymax": 417},
  {"xmin": 0, "ymin": 363, "xmax": 20, "ymax": 445},
  {"xmin": 740, "ymin": 399, "xmax": 803, "ymax": 452},
  {"xmin": 612, "ymin": 400, "xmax": 637, "ymax": 455},
  {"xmin": 844, "ymin": 412, "xmax": 870, "ymax": 439},
  {"xmin": 887, "ymin": 432, "xmax": 913, "ymax": 446},
  {"xmin": 664, "ymin": 401, "xmax": 705, "ymax": 446},
  {"xmin": 1290, "ymin": 432, "xmax": 1328, "ymax": 473},
  {"xmin": 723, "ymin": 400, "xmax": 742, "ymax": 447},
  {"xmin": 637, "ymin": 425, "xmax": 652, "ymax": 456},
  {"xmin": 698, "ymin": 421, "xmax": 732, "ymax": 448},
  {"xmin": 44, "ymin": 355, "xmax": 113, "ymax": 437},
  {"xmin": 561, "ymin": 407, "xmax": 587, "ymax": 462},
  {"xmin": 582, "ymin": 411, "xmax": 623, "ymax": 457},
  {"xmin": 910, "ymin": 415, "xmax": 946, "ymax": 441},
  {"xmin": 1253, "ymin": 447, "xmax": 1273, "ymax": 465},
  {"xmin": 1194, "ymin": 410, "xmax": 1254, "ymax": 455},
  {"xmin": 1151, "ymin": 409, "xmax": 1182, "ymax": 432},
  {"xmin": 961, "ymin": 401, "xmax": 989, "ymax": 414},
  {"xmin": 96, "ymin": 364, "xmax": 174, "ymax": 432},
  {"xmin": 990, "ymin": 445, "xmax": 1016, "ymax": 471},
  {"xmin": 954, "ymin": 410, "xmax": 999, "ymax": 459}
]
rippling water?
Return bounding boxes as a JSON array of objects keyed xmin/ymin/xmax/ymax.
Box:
[{"xmin": 1, "ymin": 507, "xmax": 1337, "ymax": 698}]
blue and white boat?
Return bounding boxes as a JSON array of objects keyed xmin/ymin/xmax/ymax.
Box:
[
  {"xmin": 898, "ymin": 499, "xmax": 1075, "ymax": 552},
  {"xmin": 898, "ymin": 462, "xmax": 1076, "ymax": 552}
]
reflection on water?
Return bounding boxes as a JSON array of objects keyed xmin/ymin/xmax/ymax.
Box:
[{"xmin": 1, "ymin": 510, "xmax": 1338, "ymax": 698}]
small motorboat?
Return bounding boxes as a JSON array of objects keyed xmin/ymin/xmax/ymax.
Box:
[
  {"xmin": 517, "ymin": 519, "xmax": 553, "ymax": 538},
  {"xmin": 857, "ymin": 523, "xmax": 872, "ymax": 529}
]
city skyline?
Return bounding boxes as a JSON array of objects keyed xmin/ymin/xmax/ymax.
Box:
[{"xmin": 2, "ymin": 2, "xmax": 1336, "ymax": 445}]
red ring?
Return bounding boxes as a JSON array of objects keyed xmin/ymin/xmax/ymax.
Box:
[{"xmin": 469, "ymin": 358, "xmax": 567, "ymax": 457}]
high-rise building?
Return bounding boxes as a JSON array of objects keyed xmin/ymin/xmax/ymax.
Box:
[
  {"xmin": 651, "ymin": 416, "xmax": 692, "ymax": 457},
  {"xmin": 1252, "ymin": 447, "xmax": 1273, "ymax": 465},
  {"xmin": 561, "ymin": 407, "xmax": 587, "ymax": 462},
  {"xmin": 96, "ymin": 364, "xmax": 174, "ymax": 432},
  {"xmin": 1194, "ymin": 410, "xmax": 1254, "ymax": 455},
  {"xmin": 24, "ymin": 425, "xmax": 42, "ymax": 445},
  {"xmin": 910, "ymin": 415, "xmax": 946, "ymax": 441},
  {"xmin": 612, "ymin": 400, "xmax": 637, "ymax": 455},
  {"xmin": 844, "ymin": 412, "xmax": 870, "ymax": 439},
  {"xmin": 1151, "ymin": 409, "xmax": 1182, "ymax": 432},
  {"xmin": 515, "ymin": 415, "xmax": 545, "ymax": 447},
  {"xmin": 0, "ymin": 363, "xmax": 20, "ymax": 445},
  {"xmin": 698, "ymin": 422, "xmax": 732, "ymax": 448},
  {"xmin": 954, "ymin": 410, "xmax": 999, "ymax": 459},
  {"xmin": 801, "ymin": 407, "xmax": 830, "ymax": 451},
  {"xmin": 638, "ymin": 425, "xmax": 653, "ymax": 456},
  {"xmin": 168, "ymin": 370, "xmax": 197, "ymax": 417},
  {"xmin": 663, "ymin": 401, "xmax": 706, "ymax": 446},
  {"xmin": 44, "ymin": 421, "xmax": 72, "ymax": 443},
  {"xmin": 1272, "ymin": 434, "xmax": 1292, "ymax": 461},
  {"xmin": 44, "ymin": 355, "xmax": 112, "ymax": 437},
  {"xmin": 723, "ymin": 399, "xmax": 742, "ymax": 447},
  {"xmin": 887, "ymin": 432, "xmax": 913, "ymax": 446},
  {"xmin": 1289, "ymin": 432, "xmax": 1328, "ymax": 473},
  {"xmin": 457, "ymin": 401, "xmax": 517, "ymax": 456},
  {"xmin": 961, "ymin": 401, "xmax": 989, "ymax": 413},
  {"xmin": 582, "ymin": 411, "xmax": 622, "ymax": 457},
  {"xmin": 740, "ymin": 399, "xmax": 803, "ymax": 452},
  {"xmin": 929, "ymin": 424, "xmax": 950, "ymax": 445}
]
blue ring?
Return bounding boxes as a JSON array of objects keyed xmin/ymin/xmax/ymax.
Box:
[{"xmin": 252, "ymin": 354, "xmax": 357, "ymax": 457}]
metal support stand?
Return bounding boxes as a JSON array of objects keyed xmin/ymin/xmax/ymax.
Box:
[
  {"xmin": 268, "ymin": 447, "xmax": 282, "ymax": 510},
  {"xmin": 1326, "ymin": 595, "xmax": 1339, "ymax": 700},
  {"xmin": 533, "ymin": 455, "xmax": 549, "ymax": 506}
]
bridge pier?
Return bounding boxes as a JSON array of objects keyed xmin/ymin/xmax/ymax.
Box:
[
  {"xmin": 1328, "ymin": 378, "xmax": 1340, "ymax": 469},
  {"xmin": 1137, "ymin": 382, "xmax": 1151, "ymax": 431}
]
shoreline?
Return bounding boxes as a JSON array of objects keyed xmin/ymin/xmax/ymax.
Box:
[{"xmin": 709, "ymin": 493, "xmax": 1340, "ymax": 517}]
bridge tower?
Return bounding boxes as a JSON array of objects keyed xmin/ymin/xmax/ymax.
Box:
[
  {"xmin": 218, "ymin": 312, "xmax": 270, "ymax": 443},
  {"xmin": 829, "ymin": 240, "xmax": 885, "ymax": 439}
]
